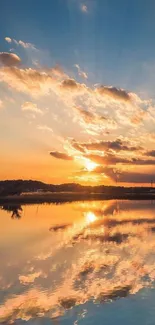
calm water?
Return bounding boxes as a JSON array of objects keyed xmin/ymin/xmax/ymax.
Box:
[{"xmin": 1, "ymin": 200, "xmax": 155, "ymax": 324}]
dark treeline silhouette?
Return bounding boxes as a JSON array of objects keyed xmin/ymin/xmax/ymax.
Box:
[
  {"xmin": 0, "ymin": 179, "xmax": 155, "ymax": 196},
  {"xmin": 0, "ymin": 180, "xmax": 155, "ymax": 204}
]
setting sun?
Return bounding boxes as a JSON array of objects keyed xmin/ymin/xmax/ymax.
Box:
[{"xmin": 84, "ymin": 159, "xmax": 98, "ymax": 172}]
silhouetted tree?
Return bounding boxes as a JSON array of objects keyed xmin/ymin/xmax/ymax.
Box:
[{"xmin": 1, "ymin": 204, "xmax": 23, "ymax": 219}]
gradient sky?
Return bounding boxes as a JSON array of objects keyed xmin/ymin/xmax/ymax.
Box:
[{"xmin": 1, "ymin": 0, "xmax": 155, "ymax": 185}]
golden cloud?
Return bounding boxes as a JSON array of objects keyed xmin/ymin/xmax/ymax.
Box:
[{"xmin": 0, "ymin": 52, "xmax": 21, "ymax": 66}]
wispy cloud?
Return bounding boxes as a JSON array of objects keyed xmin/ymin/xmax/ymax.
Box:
[
  {"xmin": 80, "ymin": 4, "xmax": 88, "ymax": 13},
  {"xmin": 74, "ymin": 64, "xmax": 88, "ymax": 79},
  {"xmin": 21, "ymin": 102, "xmax": 43, "ymax": 115},
  {"xmin": 5, "ymin": 37, "xmax": 36, "ymax": 50},
  {"xmin": 37, "ymin": 125, "xmax": 53, "ymax": 132}
]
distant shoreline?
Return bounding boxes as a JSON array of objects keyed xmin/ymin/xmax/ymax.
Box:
[{"xmin": 0, "ymin": 192, "xmax": 155, "ymax": 205}]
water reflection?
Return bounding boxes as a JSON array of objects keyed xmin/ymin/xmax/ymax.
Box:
[
  {"xmin": 1, "ymin": 204, "xmax": 23, "ymax": 219},
  {"xmin": 85, "ymin": 211, "xmax": 97, "ymax": 224},
  {"xmin": 0, "ymin": 200, "xmax": 155, "ymax": 323}
]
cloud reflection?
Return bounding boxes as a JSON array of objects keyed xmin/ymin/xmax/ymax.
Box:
[{"xmin": 1, "ymin": 201, "xmax": 155, "ymax": 323}]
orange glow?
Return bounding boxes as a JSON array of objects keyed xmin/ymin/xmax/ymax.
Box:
[
  {"xmin": 85, "ymin": 211, "xmax": 97, "ymax": 223},
  {"xmin": 84, "ymin": 159, "xmax": 98, "ymax": 172}
]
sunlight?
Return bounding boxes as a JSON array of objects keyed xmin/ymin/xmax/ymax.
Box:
[
  {"xmin": 84, "ymin": 159, "xmax": 98, "ymax": 172},
  {"xmin": 85, "ymin": 211, "xmax": 97, "ymax": 223}
]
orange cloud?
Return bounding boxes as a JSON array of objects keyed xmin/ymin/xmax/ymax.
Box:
[
  {"xmin": 73, "ymin": 138, "xmax": 142, "ymax": 152},
  {"xmin": 60, "ymin": 78, "xmax": 86, "ymax": 93},
  {"xmin": 0, "ymin": 66, "xmax": 56, "ymax": 95},
  {"xmin": 0, "ymin": 52, "xmax": 21, "ymax": 66},
  {"xmin": 50, "ymin": 151, "xmax": 73, "ymax": 160}
]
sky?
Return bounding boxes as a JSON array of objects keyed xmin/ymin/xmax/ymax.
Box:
[{"xmin": 1, "ymin": 0, "xmax": 155, "ymax": 185}]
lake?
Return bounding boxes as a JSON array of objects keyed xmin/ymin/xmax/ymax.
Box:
[{"xmin": 1, "ymin": 200, "xmax": 155, "ymax": 324}]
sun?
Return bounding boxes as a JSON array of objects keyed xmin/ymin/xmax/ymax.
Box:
[
  {"xmin": 86, "ymin": 211, "xmax": 96, "ymax": 223},
  {"xmin": 84, "ymin": 159, "xmax": 98, "ymax": 172}
]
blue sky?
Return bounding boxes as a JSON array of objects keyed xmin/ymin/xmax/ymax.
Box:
[{"xmin": 1, "ymin": 0, "xmax": 155, "ymax": 95}]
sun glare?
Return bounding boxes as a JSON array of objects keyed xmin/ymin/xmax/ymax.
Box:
[
  {"xmin": 85, "ymin": 159, "xmax": 98, "ymax": 172},
  {"xmin": 86, "ymin": 211, "xmax": 97, "ymax": 223}
]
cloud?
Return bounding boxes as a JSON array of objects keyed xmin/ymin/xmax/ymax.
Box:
[
  {"xmin": 19, "ymin": 272, "xmax": 41, "ymax": 285},
  {"xmin": 0, "ymin": 64, "xmax": 70, "ymax": 97},
  {"xmin": 0, "ymin": 67, "xmax": 57, "ymax": 95},
  {"xmin": 70, "ymin": 139, "xmax": 87, "ymax": 153},
  {"xmin": 18, "ymin": 40, "xmax": 36, "ymax": 50},
  {"xmin": 80, "ymin": 4, "xmax": 88, "ymax": 13},
  {"xmin": 87, "ymin": 153, "xmax": 155, "ymax": 166},
  {"xmin": 37, "ymin": 125, "xmax": 53, "ymax": 132},
  {"xmin": 2, "ymin": 198, "xmax": 155, "ymax": 323},
  {"xmin": 130, "ymin": 111, "xmax": 146, "ymax": 125},
  {"xmin": 5, "ymin": 37, "xmax": 12, "ymax": 43},
  {"xmin": 78, "ymin": 165, "xmax": 155, "ymax": 184},
  {"xmin": 5, "ymin": 37, "xmax": 36, "ymax": 50},
  {"xmin": 21, "ymin": 102, "xmax": 43, "ymax": 115},
  {"xmin": 66, "ymin": 136, "xmax": 155, "ymax": 169},
  {"xmin": 0, "ymin": 52, "xmax": 21, "ymax": 66},
  {"xmin": 75, "ymin": 106, "xmax": 105, "ymax": 123},
  {"xmin": 74, "ymin": 139, "xmax": 142, "ymax": 153},
  {"xmin": 119, "ymin": 171, "xmax": 155, "ymax": 183},
  {"xmin": 0, "ymin": 64, "xmax": 147, "ymax": 133},
  {"xmin": 145, "ymin": 150, "xmax": 155, "ymax": 157},
  {"xmin": 74, "ymin": 106, "xmax": 117, "ymax": 133},
  {"xmin": 49, "ymin": 64, "xmax": 67, "ymax": 78},
  {"xmin": 87, "ymin": 153, "xmax": 131, "ymax": 165},
  {"xmin": 60, "ymin": 78, "xmax": 84, "ymax": 91},
  {"xmin": 131, "ymin": 158, "xmax": 155, "ymax": 165},
  {"xmin": 74, "ymin": 64, "xmax": 88, "ymax": 79},
  {"xmin": 1, "ymin": 61, "xmax": 155, "ymax": 182},
  {"xmin": 50, "ymin": 151, "xmax": 73, "ymax": 160},
  {"xmin": 104, "ymin": 167, "xmax": 155, "ymax": 183},
  {"xmin": 97, "ymin": 86, "xmax": 131, "ymax": 102}
]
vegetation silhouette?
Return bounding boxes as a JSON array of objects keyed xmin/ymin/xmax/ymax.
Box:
[
  {"xmin": 1, "ymin": 204, "xmax": 23, "ymax": 219},
  {"xmin": 0, "ymin": 180, "xmax": 155, "ymax": 204}
]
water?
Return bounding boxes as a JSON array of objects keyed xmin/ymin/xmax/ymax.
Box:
[{"xmin": 0, "ymin": 200, "xmax": 155, "ymax": 324}]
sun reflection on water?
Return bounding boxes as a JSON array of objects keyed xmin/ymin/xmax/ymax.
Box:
[
  {"xmin": 1, "ymin": 201, "xmax": 155, "ymax": 323},
  {"xmin": 85, "ymin": 211, "xmax": 97, "ymax": 224}
]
